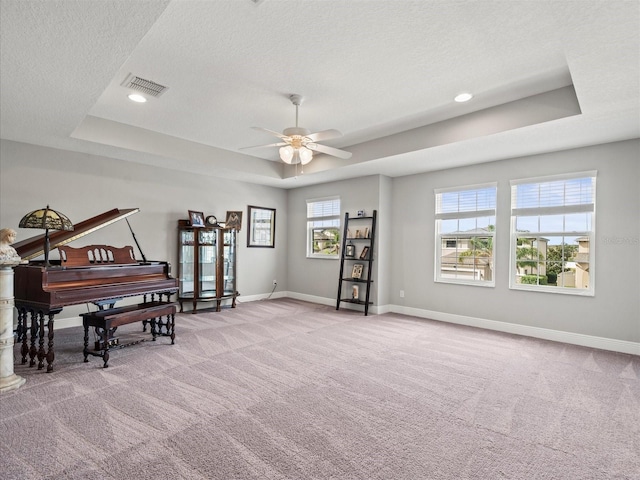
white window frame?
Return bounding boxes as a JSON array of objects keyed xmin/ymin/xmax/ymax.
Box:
[
  {"xmin": 306, "ymin": 196, "xmax": 341, "ymax": 259},
  {"xmin": 509, "ymin": 171, "xmax": 596, "ymax": 296},
  {"xmin": 434, "ymin": 183, "xmax": 497, "ymax": 287}
]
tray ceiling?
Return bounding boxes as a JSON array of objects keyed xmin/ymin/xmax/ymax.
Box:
[{"xmin": 1, "ymin": 0, "xmax": 638, "ymax": 188}]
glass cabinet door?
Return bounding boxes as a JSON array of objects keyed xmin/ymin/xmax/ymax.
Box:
[
  {"xmin": 223, "ymin": 229, "xmax": 236, "ymax": 295},
  {"xmin": 178, "ymin": 221, "xmax": 238, "ymax": 313},
  {"xmin": 198, "ymin": 229, "xmax": 216, "ymax": 297},
  {"xmin": 179, "ymin": 229, "xmax": 195, "ymax": 297}
]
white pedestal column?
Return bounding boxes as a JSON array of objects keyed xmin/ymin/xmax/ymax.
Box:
[{"xmin": 0, "ymin": 263, "xmax": 26, "ymax": 393}]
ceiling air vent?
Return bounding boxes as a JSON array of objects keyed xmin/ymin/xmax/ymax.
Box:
[{"xmin": 121, "ymin": 74, "xmax": 168, "ymax": 97}]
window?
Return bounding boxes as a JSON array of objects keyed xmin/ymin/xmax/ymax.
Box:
[
  {"xmin": 510, "ymin": 171, "xmax": 596, "ymax": 295},
  {"xmin": 435, "ymin": 184, "xmax": 496, "ymax": 286},
  {"xmin": 306, "ymin": 197, "xmax": 340, "ymax": 258}
]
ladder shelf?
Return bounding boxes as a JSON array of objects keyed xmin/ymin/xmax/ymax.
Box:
[{"xmin": 336, "ymin": 210, "xmax": 377, "ymax": 316}]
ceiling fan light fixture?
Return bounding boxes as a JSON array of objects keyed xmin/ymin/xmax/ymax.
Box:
[
  {"xmin": 279, "ymin": 145, "xmax": 294, "ymax": 164},
  {"xmin": 244, "ymin": 93, "xmax": 351, "ymax": 170},
  {"xmin": 299, "ymin": 147, "xmax": 313, "ymax": 165}
]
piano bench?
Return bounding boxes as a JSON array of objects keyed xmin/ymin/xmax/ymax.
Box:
[{"xmin": 81, "ymin": 301, "xmax": 177, "ymax": 368}]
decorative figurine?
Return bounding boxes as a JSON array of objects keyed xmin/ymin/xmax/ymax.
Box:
[{"xmin": 0, "ymin": 228, "xmax": 20, "ymax": 263}]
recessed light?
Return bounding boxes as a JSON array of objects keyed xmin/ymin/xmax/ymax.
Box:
[
  {"xmin": 128, "ymin": 93, "xmax": 147, "ymax": 103},
  {"xmin": 454, "ymin": 92, "xmax": 473, "ymax": 103}
]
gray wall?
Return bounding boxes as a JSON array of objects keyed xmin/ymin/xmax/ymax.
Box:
[
  {"xmin": 0, "ymin": 140, "xmax": 288, "ymax": 317},
  {"xmin": 1, "ymin": 138, "xmax": 638, "ymax": 346},
  {"xmin": 390, "ymin": 139, "xmax": 640, "ymax": 343},
  {"xmin": 286, "ymin": 175, "xmax": 383, "ymax": 304}
]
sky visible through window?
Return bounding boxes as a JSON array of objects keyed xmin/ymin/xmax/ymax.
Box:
[{"xmin": 513, "ymin": 177, "xmax": 594, "ymax": 246}]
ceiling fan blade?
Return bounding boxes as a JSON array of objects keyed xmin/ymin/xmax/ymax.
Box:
[
  {"xmin": 305, "ymin": 129, "xmax": 342, "ymax": 142},
  {"xmin": 240, "ymin": 142, "xmax": 287, "ymax": 150},
  {"xmin": 309, "ymin": 143, "xmax": 353, "ymax": 159},
  {"xmin": 251, "ymin": 126, "xmax": 288, "ymax": 139}
]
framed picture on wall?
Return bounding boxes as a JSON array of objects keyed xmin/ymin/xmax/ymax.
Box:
[{"xmin": 247, "ymin": 205, "xmax": 276, "ymax": 248}]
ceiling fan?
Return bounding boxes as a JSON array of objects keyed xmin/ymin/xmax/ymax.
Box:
[{"xmin": 242, "ymin": 94, "xmax": 352, "ymax": 170}]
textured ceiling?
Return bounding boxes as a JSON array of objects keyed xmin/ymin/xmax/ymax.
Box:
[{"xmin": 1, "ymin": 0, "xmax": 638, "ymax": 188}]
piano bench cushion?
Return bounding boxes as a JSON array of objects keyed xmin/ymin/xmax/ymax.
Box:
[{"xmin": 81, "ymin": 301, "xmax": 177, "ymax": 329}]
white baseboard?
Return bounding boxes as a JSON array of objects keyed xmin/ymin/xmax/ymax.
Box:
[
  {"xmin": 236, "ymin": 291, "xmax": 288, "ymax": 303},
  {"xmin": 286, "ymin": 291, "xmax": 335, "ymax": 306},
  {"xmin": 46, "ymin": 294, "xmax": 639, "ymax": 355},
  {"xmin": 286, "ymin": 291, "xmax": 387, "ymax": 314},
  {"xmin": 279, "ymin": 295, "xmax": 639, "ymax": 355},
  {"xmin": 389, "ymin": 305, "xmax": 640, "ymax": 356}
]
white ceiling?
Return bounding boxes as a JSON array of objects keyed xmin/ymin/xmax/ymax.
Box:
[{"xmin": 1, "ymin": 0, "xmax": 638, "ymax": 189}]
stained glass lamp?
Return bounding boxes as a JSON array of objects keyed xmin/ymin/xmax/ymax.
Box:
[{"xmin": 19, "ymin": 205, "xmax": 74, "ymax": 266}]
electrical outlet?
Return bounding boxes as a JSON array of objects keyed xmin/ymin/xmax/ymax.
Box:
[
  {"xmin": 399, "ymin": 290, "xmax": 405, "ymax": 298},
  {"xmin": 273, "ymin": 279, "xmax": 277, "ymax": 285}
]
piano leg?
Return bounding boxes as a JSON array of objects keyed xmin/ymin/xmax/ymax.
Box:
[
  {"xmin": 83, "ymin": 323, "xmax": 89, "ymax": 362},
  {"xmin": 28, "ymin": 310, "xmax": 39, "ymax": 367},
  {"xmin": 101, "ymin": 328, "xmax": 110, "ymax": 368},
  {"xmin": 151, "ymin": 317, "xmax": 157, "ymax": 341},
  {"xmin": 46, "ymin": 313, "xmax": 55, "ymax": 372},
  {"xmin": 170, "ymin": 311, "xmax": 175, "ymax": 345},
  {"xmin": 19, "ymin": 308, "xmax": 28, "ymax": 364},
  {"xmin": 16, "ymin": 309, "xmax": 24, "ymax": 343},
  {"xmin": 37, "ymin": 311, "xmax": 46, "ymax": 370}
]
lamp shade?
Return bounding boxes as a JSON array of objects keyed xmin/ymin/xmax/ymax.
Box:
[
  {"xmin": 19, "ymin": 205, "xmax": 74, "ymax": 231},
  {"xmin": 18, "ymin": 205, "xmax": 73, "ymax": 266},
  {"xmin": 279, "ymin": 145, "xmax": 294, "ymax": 164},
  {"xmin": 299, "ymin": 147, "xmax": 313, "ymax": 165}
]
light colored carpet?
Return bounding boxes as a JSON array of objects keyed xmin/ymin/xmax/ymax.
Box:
[{"xmin": 2, "ymin": 298, "xmax": 638, "ymax": 479}]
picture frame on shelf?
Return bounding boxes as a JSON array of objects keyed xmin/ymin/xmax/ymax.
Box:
[
  {"xmin": 225, "ymin": 211, "xmax": 243, "ymax": 230},
  {"xmin": 352, "ymin": 285, "xmax": 359, "ymax": 299},
  {"xmin": 359, "ymin": 246, "xmax": 370, "ymax": 260},
  {"xmin": 345, "ymin": 241, "xmax": 355, "ymax": 257},
  {"xmin": 355, "ymin": 229, "xmax": 362, "ymax": 238},
  {"xmin": 351, "ymin": 263, "xmax": 364, "ymax": 279},
  {"xmin": 188, "ymin": 210, "xmax": 205, "ymax": 228},
  {"xmin": 247, "ymin": 205, "xmax": 276, "ymax": 248}
]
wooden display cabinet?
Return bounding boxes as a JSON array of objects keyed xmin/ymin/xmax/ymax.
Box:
[{"xmin": 177, "ymin": 219, "xmax": 238, "ymax": 312}]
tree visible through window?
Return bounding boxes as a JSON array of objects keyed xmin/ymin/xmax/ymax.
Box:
[
  {"xmin": 306, "ymin": 197, "xmax": 340, "ymax": 258},
  {"xmin": 435, "ymin": 184, "xmax": 497, "ymax": 286},
  {"xmin": 510, "ymin": 172, "xmax": 596, "ymax": 295}
]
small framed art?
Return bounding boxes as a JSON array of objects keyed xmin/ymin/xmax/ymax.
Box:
[
  {"xmin": 188, "ymin": 210, "xmax": 205, "ymax": 228},
  {"xmin": 351, "ymin": 263, "xmax": 364, "ymax": 279},
  {"xmin": 247, "ymin": 205, "xmax": 276, "ymax": 248},
  {"xmin": 225, "ymin": 211, "xmax": 243, "ymax": 230}
]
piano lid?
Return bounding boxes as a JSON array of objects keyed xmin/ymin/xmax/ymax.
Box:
[{"xmin": 12, "ymin": 208, "xmax": 140, "ymax": 261}]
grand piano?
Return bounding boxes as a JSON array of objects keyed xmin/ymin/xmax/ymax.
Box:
[{"xmin": 13, "ymin": 208, "xmax": 178, "ymax": 372}]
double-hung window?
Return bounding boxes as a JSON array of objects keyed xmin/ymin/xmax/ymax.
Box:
[
  {"xmin": 306, "ymin": 197, "xmax": 341, "ymax": 258},
  {"xmin": 435, "ymin": 184, "xmax": 497, "ymax": 286},
  {"xmin": 510, "ymin": 171, "xmax": 596, "ymax": 295}
]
